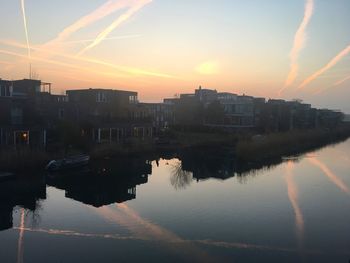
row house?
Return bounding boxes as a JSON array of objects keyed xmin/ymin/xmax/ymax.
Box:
[{"xmin": 0, "ymin": 79, "xmax": 154, "ymax": 148}]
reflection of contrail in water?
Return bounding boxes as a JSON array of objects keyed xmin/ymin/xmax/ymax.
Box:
[
  {"xmin": 94, "ymin": 204, "xmax": 215, "ymax": 262},
  {"xmin": 280, "ymin": 0, "xmax": 314, "ymax": 94},
  {"xmin": 20, "ymin": 0, "xmax": 30, "ymax": 59},
  {"xmin": 17, "ymin": 209, "xmax": 25, "ymax": 263},
  {"xmin": 77, "ymin": 0, "xmax": 152, "ymax": 56},
  {"xmin": 12, "ymin": 226, "xmax": 326, "ymax": 255},
  {"xmin": 309, "ymin": 157, "xmax": 350, "ymax": 195},
  {"xmin": 285, "ymin": 161, "xmax": 305, "ymax": 253},
  {"xmin": 298, "ymin": 44, "xmax": 350, "ymax": 89},
  {"xmin": 13, "ymin": 227, "xmax": 143, "ymax": 241}
]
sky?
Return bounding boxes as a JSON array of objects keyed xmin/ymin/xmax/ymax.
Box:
[{"xmin": 0, "ymin": 0, "xmax": 349, "ymax": 112}]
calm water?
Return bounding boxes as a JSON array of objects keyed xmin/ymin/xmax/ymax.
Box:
[{"xmin": 1, "ymin": 139, "xmax": 350, "ymax": 262}]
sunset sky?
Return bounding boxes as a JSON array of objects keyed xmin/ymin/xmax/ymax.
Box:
[{"xmin": 0, "ymin": 0, "xmax": 349, "ymax": 112}]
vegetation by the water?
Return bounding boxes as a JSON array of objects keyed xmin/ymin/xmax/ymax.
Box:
[
  {"xmin": 1, "ymin": 125, "xmax": 350, "ymax": 172},
  {"xmin": 236, "ymin": 125, "xmax": 350, "ymax": 162}
]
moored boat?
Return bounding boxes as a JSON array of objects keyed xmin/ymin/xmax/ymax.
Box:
[
  {"xmin": 45, "ymin": 154, "xmax": 90, "ymax": 172},
  {"xmin": 0, "ymin": 172, "xmax": 15, "ymax": 182}
]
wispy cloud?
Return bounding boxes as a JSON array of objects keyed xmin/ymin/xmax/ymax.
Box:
[
  {"xmin": 77, "ymin": 0, "xmax": 152, "ymax": 56},
  {"xmin": 280, "ymin": 0, "xmax": 314, "ymax": 95},
  {"xmin": 20, "ymin": 0, "xmax": 31, "ymax": 59},
  {"xmin": 298, "ymin": 44, "xmax": 350, "ymax": 90}
]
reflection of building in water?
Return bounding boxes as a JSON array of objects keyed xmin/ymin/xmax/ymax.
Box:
[
  {"xmin": 0, "ymin": 178, "xmax": 46, "ymax": 231},
  {"xmin": 47, "ymin": 158, "xmax": 152, "ymax": 207},
  {"xmin": 179, "ymin": 149, "xmax": 236, "ymax": 181},
  {"xmin": 177, "ymin": 148, "xmax": 282, "ymax": 183}
]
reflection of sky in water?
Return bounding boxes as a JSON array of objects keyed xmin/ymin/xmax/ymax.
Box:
[{"xmin": 0, "ymin": 139, "xmax": 350, "ymax": 262}]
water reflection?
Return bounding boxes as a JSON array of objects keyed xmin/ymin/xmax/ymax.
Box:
[
  {"xmin": 46, "ymin": 158, "xmax": 152, "ymax": 207},
  {"xmin": 170, "ymin": 160, "xmax": 193, "ymax": 190},
  {"xmin": 16, "ymin": 209, "xmax": 25, "ymax": 263},
  {"xmin": 1, "ymin": 140, "xmax": 350, "ymax": 262},
  {"xmin": 285, "ymin": 161, "xmax": 304, "ymax": 254},
  {"xmin": 0, "ymin": 177, "xmax": 45, "ymax": 232},
  {"xmin": 308, "ymin": 157, "xmax": 350, "ymax": 195},
  {"xmin": 93, "ymin": 204, "xmax": 214, "ymax": 262}
]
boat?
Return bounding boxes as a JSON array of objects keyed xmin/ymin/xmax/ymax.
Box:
[
  {"xmin": 45, "ymin": 154, "xmax": 90, "ymax": 172},
  {"xmin": 0, "ymin": 172, "xmax": 15, "ymax": 182}
]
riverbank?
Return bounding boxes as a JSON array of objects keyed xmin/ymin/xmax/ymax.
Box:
[
  {"xmin": 1, "ymin": 125, "xmax": 350, "ymax": 172},
  {"xmin": 236, "ymin": 125, "xmax": 350, "ymax": 162}
]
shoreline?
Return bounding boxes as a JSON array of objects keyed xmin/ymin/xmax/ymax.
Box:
[{"xmin": 1, "ymin": 125, "xmax": 350, "ymax": 173}]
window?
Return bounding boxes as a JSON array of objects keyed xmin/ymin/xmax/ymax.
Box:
[
  {"xmin": 58, "ymin": 109, "xmax": 64, "ymax": 119},
  {"xmin": 96, "ymin": 92, "xmax": 107, "ymax": 102},
  {"xmin": 11, "ymin": 107, "xmax": 23, "ymax": 125}
]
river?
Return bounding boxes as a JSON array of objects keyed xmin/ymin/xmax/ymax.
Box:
[{"xmin": 1, "ymin": 139, "xmax": 350, "ymax": 262}]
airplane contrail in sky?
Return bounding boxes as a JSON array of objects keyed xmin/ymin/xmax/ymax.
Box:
[
  {"xmin": 77, "ymin": 0, "xmax": 152, "ymax": 56},
  {"xmin": 280, "ymin": 0, "xmax": 314, "ymax": 95},
  {"xmin": 20, "ymin": 0, "xmax": 31, "ymax": 59},
  {"xmin": 0, "ymin": 40, "xmax": 173, "ymax": 78},
  {"xmin": 313, "ymin": 74, "xmax": 350, "ymax": 95},
  {"xmin": 333, "ymin": 74, "xmax": 350, "ymax": 87},
  {"xmin": 298, "ymin": 44, "xmax": 350, "ymax": 90},
  {"xmin": 62, "ymin": 34, "xmax": 142, "ymax": 45},
  {"xmin": 43, "ymin": 0, "xmax": 131, "ymax": 46}
]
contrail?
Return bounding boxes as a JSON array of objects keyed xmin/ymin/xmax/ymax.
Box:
[
  {"xmin": 0, "ymin": 48, "xmax": 128, "ymax": 80},
  {"xmin": 298, "ymin": 44, "xmax": 350, "ymax": 89},
  {"xmin": 77, "ymin": 0, "xmax": 152, "ymax": 56},
  {"xmin": 20, "ymin": 0, "xmax": 31, "ymax": 59},
  {"xmin": 44, "ymin": 0, "xmax": 132, "ymax": 46},
  {"xmin": 62, "ymin": 34, "xmax": 141, "ymax": 45},
  {"xmin": 313, "ymin": 74, "xmax": 350, "ymax": 95},
  {"xmin": 1, "ymin": 40, "xmax": 174, "ymax": 78},
  {"xmin": 280, "ymin": 0, "xmax": 314, "ymax": 95},
  {"xmin": 333, "ymin": 74, "xmax": 350, "ymax": 87}
]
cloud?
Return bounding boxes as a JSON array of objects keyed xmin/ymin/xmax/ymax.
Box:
[
  {"xmin": 20, "ymin": 0, "xmax": 31, "ymax": 59},
  {"xmin": 280, "ymin": 0, "xmax": 314, "ymax": 95},
  {"xmin": 77, "ymin": 0, "xmax": 152, "ymax": 56},
  {"xmin": 195, "ymin": 61, "xmax": 219, "ymax": 75},
  {"xmin": 298, "ymin": 44, "xmax": 350, "ymax": 89}
]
